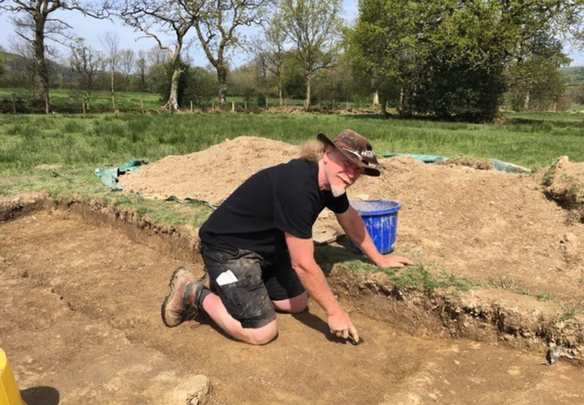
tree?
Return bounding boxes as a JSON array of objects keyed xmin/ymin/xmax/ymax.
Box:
[
  {"xmin": 120, "ymin": 0, "xmax": 205, "ymax": 111},
  {"xmin": 134, "ymin": 49, "xmax": 148, "ymax": 91},
  {"xmin": 0, "ymin": 44, "xmax": 5, "ymax": 81},
  {"xmin": 257, "ymin": 8, "xmax": 288, "ymax": 106},
  {"xmin": 0, "ymin": 0, "xmax": 109, "ymax": 114},
  {"xmin": 194, "ymin": 0, "xmax": 268, "ymax": 105},
  {"xmin": 154, "ymin": 60, "xmax": 216, "ymax": 109},
  {"xmin": 5, "ymin": 36, "xmax": 38, "ymax": 96},
  {"xmin": 69, "ymin": 37, "xmax": 105, "ymax": 111},
  {"xmin": 346, "ymin": 0, "xmax": 433, "ymax": 117},
  {"xmin": 279, "ymin": 0, "xmax": 342, "ymax": 111},
  {"xmin": 506, "ymin": 34, "xmax": 571, "ymax": 111},
  {"xmin": 119, "ymin": 49, "xmax": 135, "ymax": 76},
  {"xmin": 146, "ymin": 44, "xmax": 168, "ymax": 65},
  {"xmin": 182, "ymin": 66, "xmax": 217, "ymax": 108},
  {"xmin": 101, "ymin": 31, "xmax": 120, "ymax": 111},
  {"xmin": 348, "ymin": 0, "xmax": 584, "ymax": 121}
]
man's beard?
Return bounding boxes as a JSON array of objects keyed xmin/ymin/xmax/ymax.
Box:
[{"xmin": 331, "ymin": 183, "xmax": 347, "ymax": 197}]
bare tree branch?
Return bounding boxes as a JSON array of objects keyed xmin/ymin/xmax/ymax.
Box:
[
  {"xmin": 118, "ymin": 0, "xmax": 206, "ymax": 110},
  {"xmin": 0, "ymin": 0, "xmax": 112, "ymax": 113},
  {"xmin": 194, "ymin": 0, "xmax": 270, "ymax": 104}
]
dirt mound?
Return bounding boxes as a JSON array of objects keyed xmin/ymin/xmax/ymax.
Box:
[
  {"xmin": 119, "ymin": 136, "xmax": 299, "ymax": 204},
  {"xmin": 436, "ymin": 156, "xmax": 494, "ymax": 170},
  {"xmin": 319, "ymin": 156, "xmax": 584, "ymax": 305},
  {"xmin": 543, "ymin": 156, "xmax": 584, "ymax": 222},
  {"xmin": 120, "ymin": 136, "xmax": 584, "ymax": 306}
]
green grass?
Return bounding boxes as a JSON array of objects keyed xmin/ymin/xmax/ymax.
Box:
[
  {"xmin": 1, "ymin": 110, "xmax": 583, "ymax": 241},
  {"xmin": 1, "ymin": 110, "xmax": 584, "ymax": 292},
  {"xmin": 314, "ymin": 244, "xmax": 476, "ymax": 291},
  {"xmin": 0, "ymin": 88, "xmax": 331, "ymax": 113},
  {"xmin": 0, "ymin": 88, "xmax": 163, "ymax": 113},
  {"xmin": 2, "ymin": 112, "xmax": 584, "ymax": 175}
]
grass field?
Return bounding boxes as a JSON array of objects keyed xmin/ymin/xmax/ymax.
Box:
[
  {"xmin": 1, "ymin": 111, "xmax": 583, "ymax": 227},
  {"xmin": 0, "ymin": 88, "xmax": 323, "ymax": 113},
  {"xmin": 0, "ymin": 88, "xmax": 162, "ymax": 112}
]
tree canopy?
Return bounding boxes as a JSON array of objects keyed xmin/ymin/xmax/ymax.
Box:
[{"xmin": 347, "ymin": 0, "xmax": 584, "ymax": 121}]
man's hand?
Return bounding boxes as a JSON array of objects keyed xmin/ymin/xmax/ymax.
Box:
[
  {"xmin": 328, "ymin": 307, "xmax": 359, "ymax": 343},
  {"xmin": 376, "ymin": 254, "xmax": 414, "ymax": 268}
]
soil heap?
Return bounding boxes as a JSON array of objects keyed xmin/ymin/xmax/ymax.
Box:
[{"xmin": 119, "ymin": 136, "xmax": 584, "ymax": 305}]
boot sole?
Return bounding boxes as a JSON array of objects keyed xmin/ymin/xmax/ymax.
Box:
[{"xmin": 161, "ymin": 267, "xmax": 190, "ymax": 327}]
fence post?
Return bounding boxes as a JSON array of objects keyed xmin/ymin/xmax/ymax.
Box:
[
  {"xmin": 82, "ymin": 102, "xmax": 86, "ymax": 114},
  {"xmin": 232, "ymin": 101, "xmax": 235, "ymax": 113},
  {"xmin": 190, "ymin": 100, "xmax": 193, "ymax": 112}
]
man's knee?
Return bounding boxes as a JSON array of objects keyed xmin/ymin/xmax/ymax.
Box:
[
  {"xmin": 243, "ymin": 320, "xmax": 278, "ymax": 345},
  {"xmin": 288, "ymin": 292, "xmax": 308, "ymax": 313},
  {"xmin": 272, "ymin": 292, "xmax": 308, "ymax": 314}
]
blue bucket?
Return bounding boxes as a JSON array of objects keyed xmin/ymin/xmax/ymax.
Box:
[{"xmin": 349, "ymin": 200, "xmax": 401, "ymax": 254}]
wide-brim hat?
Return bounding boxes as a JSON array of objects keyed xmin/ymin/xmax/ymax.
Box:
[{"xmin": 317, "ymin": 129, "xmax": 380, "ymax": 177}]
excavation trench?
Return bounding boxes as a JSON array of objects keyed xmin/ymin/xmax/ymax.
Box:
[{"xmin": 1, "ymin": 193, "xmax": 583, "ymax": 405}]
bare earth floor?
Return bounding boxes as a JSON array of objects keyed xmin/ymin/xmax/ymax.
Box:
[
  {"xmin": 2, "ymin": 136, "xmax": 584, "ymax": 404},
  {"xmin": 1, "ymin": 203, "xmax": 583, "ymax": 404}
]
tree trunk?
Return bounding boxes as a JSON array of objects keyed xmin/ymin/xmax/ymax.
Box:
[
  {"xmin": 110, "ymin": 67, "xmax": 116, "ymax": 112},
  {"xmin": 379, "ymin": 94, "xmax": 389, "ymax": 118},
  {"xmin": 164, "ymin": 65, "xmax": 181, "ymax": 111},
  {"xmin": 373, "ymin": 91, "xmax": 380, "ymax": 107},
  {"xmin": 278, "ymin": 81, "xmax": 283, "ymax": 107},
  {"xmin": 305, "ymin": 71, "xmax": 312, "ymax": 111},
  {"xmin": 217, "ymin": 65, "xmax": 228, "ymax": 106},
  {"xmin": 34, "ymin": 15, "xmax": 51, "ymax": 114},
  {"xmin": 398, "ymin": 86, "xmax": 411, "ymax": 117},
  {"xmin": 523, "ymin": 91, "xmax": 530, "ymax": 111}
]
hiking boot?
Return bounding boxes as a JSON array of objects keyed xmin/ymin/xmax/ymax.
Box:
[{"xmin": 161, "ymin": 267, "xmax": 206, "ymax": 327}]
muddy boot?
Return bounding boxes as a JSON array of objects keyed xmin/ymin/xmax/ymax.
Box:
[{"xmin": 161, "ymin": 267, "xmax": 206, "ymax": 327}]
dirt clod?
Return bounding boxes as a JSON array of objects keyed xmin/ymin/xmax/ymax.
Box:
[{"xmin": 543, "ymin": 156, "xmax": 584, "ymax": 221}]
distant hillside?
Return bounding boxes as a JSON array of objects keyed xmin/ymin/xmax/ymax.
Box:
[
  {"xmin": 0, "ymin": 50, "xmax": 74, "ymax": 82},
  {"xmin": 0, "ymin": 50, "xmax": 8, "ymax": 65}
]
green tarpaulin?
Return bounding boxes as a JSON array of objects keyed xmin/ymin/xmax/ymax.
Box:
[
  {"xmin": 94, "ymin": 160, "xmax": 145, "ymax": 190},
  {"xmin": 382, "ymin": 153, "xmax": 531, "ymax": 174}
]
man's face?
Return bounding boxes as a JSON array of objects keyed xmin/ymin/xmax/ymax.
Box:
[{"xmin": 325, "ymin": 148, "xmax": 363, "ymax": 197}]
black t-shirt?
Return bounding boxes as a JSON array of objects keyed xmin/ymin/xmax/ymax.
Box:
[{"xmin": 199, "ymin": 159, "xmax": 349, "ymax": 258}]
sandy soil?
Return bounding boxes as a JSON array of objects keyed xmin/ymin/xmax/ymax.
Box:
[
  {"xmin": 120, "ymin": 136, "xmax": 584, "ymax": 305},
  {"xmin": 2, "ymin": 135, "xmax": 584, "ymax": 404},
  {"xmin": 1, "ymin": 204, "xmax": 583, "ymax": 404}
]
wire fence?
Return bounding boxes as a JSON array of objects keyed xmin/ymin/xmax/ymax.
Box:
[{"xmin": 0, "ymin": 88, "xmax": 381, "ymax": 114}]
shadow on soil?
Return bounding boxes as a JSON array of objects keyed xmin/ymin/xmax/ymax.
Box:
[{"xmin": 21, "ymin": 386, "xmax": 60, "ymax": 405}]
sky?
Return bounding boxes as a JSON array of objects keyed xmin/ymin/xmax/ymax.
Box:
[
  {"xmin": 0, "ymin": 1, "xmax": 583, "ymax": 68},
  {"xmin": 0, "ymin": 1, "xmax": 359, "ymax": 68}
]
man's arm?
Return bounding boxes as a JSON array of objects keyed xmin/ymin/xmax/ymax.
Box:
[
  {"xmin": 335, "ymin": 206, "xmax": 413, "ymax": 268},
  {"xmin": 284, "ymin": 232, "xmax": 359, "ymax": 342}
]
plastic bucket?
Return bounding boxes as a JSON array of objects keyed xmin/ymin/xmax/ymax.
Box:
[
  {"xmin": 349, "ymin": 200, "xmax": 401, "ymax": 255},
  {"xmin": 0, "ymin": 348, "xmax": 27, "ymax": 405}
]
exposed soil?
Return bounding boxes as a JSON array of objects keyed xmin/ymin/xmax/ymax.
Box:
[
  {"xmin": 543, "ymin": 155, "xmax": 584, "ymax": 222},
  {"xmin": 1, "ymin": 195, "xmax": 583, "ymax": 404},
  {"xmin": 2, "ymin": 136, "xmax": 584, "ymax": 404},
  {"xmin": 119, "ymin": 137, "xmax": 584, "ymax": 306}
]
